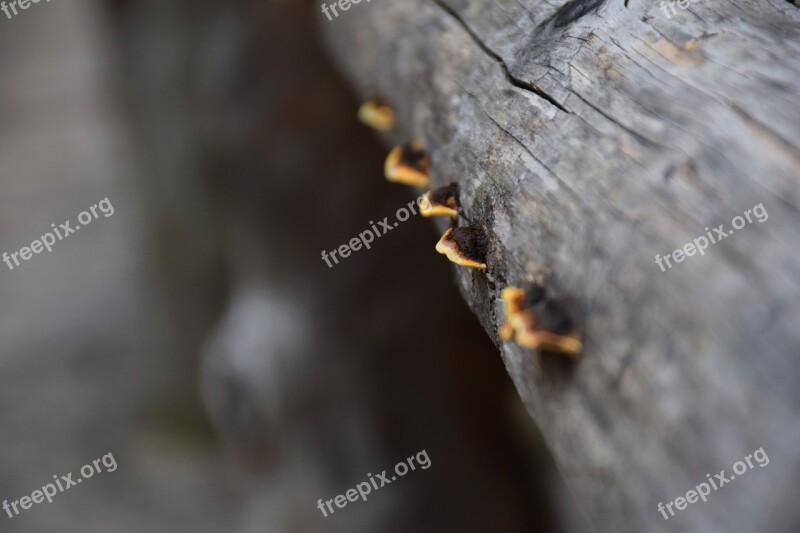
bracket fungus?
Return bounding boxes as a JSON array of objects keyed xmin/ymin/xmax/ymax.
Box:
[
  {"xmin": 357, "ymin": 98, "xmax": 395, "ymax": 131},
  {"xmin": 384, "ymin": 141, "xmax": 430, "ymax": 187},
  {"xmin": 420, "ymin": 183, "xmax": 459, "ymax": 219},
  {"xmin": 435, "ymin": 226, "xmax": 488, "ymax": 271},
  {"xmin": 499, "ymin": 286, "xmax": 582, "ymax": 356}
]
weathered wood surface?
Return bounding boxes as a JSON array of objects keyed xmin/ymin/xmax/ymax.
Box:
[{"xmin": 321, "ymin": 1, "xmax": 800, "ymax": 531}]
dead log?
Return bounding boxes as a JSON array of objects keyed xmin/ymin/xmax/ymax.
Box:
[{"xmin": 320, "ymin": 1, "xmax": 800, "ymax": 531}]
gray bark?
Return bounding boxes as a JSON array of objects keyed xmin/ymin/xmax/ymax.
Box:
[{"xmin": 321, "ymin": 1, "xmax": 800, "ymax": 532}]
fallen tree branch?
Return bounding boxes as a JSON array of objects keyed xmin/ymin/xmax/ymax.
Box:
[{"xmin": 321, "ymin": 1, "xmax": 800, "ymax": 531}]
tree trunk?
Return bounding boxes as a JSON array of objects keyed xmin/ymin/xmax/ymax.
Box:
[{"xmin": 321, "ymin": 1, "xmax": 800, "ymax": 532}]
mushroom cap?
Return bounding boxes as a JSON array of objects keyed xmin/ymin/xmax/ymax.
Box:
[
  {"xmin": 357, "ymin": 99, "xmax": 395, "ymax": 131},
  {"xmin": 435, "ymin": 227, "xmax": 488, "ymax": 270},
  {"xmin": 500, "ymin": 285, "xmax": 581, "ymax": 356},
  {"xmin": 384, "ymin": 141, "xmax": 430, "ymax": 187},
  {"xmin": 420, "ymin": 183, "xmax": 459, "ymax": 219}
]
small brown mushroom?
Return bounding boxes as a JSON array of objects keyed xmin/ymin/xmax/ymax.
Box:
[
  {"xmin": 499, "ymin": 286, "xmax": 581, "ymax": 356},
  {"xmin": 435, "ymin": 227, "xmax": 487, "ymax": 271},
  {"xmin": 420, "ymin": 183, "xmax": 459, "ymax": 219},
  {"xmin": 384, "ymin": 141, "xmax": 430, "ymax": 187},
  {"xmin": 357, "ymin": 98, "xmax": 395, "ymax": 131}
]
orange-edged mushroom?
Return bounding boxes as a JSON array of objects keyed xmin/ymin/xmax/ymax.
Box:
[
  {"xmin": 499, "ymin": 286, "xmax": 582, "ymax": 356},
  {"xmin": 420, "ymin": 183, "xmax": 459, "ymax": 219},
  {"xmin": 384, "ymin": 141, "xmax": 430, "ymax": 187},
  {"xmin": 435, "ymin": 227, "xmax": 487, "ymax": 271},
  {"xmin": 357, "ymin": 98, "xmax": 395, "ymax": 131}
]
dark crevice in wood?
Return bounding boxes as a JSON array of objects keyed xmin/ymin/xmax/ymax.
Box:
[
  {"xmin": 430, "ymin": 0, "xmax": 572, "ymax": 114},
  {"xmin": 546, "ymin": 0, "xmax": 607, "ymax": 29}
]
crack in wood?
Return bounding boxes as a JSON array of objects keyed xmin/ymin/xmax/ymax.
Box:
[
  {"xmin": 430, "ymin": 0, "xmax": 572, "ymax": 114},
  {"xmin": 545, "ymin": 0, "xmax": 607, "ymax": 29}
]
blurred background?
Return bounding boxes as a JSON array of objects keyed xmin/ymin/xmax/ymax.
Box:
[{"xmin": 0, "ymin": 1, "xmax": 583, "ymax": 531}]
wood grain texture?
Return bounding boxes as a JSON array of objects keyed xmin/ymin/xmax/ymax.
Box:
[{"xmin": 321, "ymin": 1, "xmax": 800, "ymax": 531}]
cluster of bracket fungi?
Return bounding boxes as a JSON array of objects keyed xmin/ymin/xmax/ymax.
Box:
[{"xmin": 358, "ymin": 99, "xmax": 581, "ymax": 357}]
